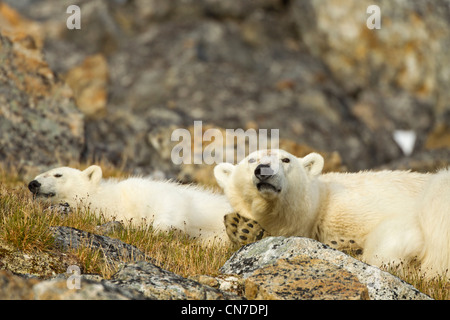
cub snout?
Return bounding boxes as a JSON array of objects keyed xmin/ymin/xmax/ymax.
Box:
[{"xmin": 28, "ymin": 180, "xmax": 41, "ymax": 194}]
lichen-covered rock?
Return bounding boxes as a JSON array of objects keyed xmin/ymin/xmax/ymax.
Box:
[
  {"xmin": 244, "ymin": 256, "xmax": 369, "ymax": 300},
  {"xmin": 291, "ymin": 0, "xmax": 450, "ymax": 153},
  {"xmin": 50, "ymin": 226, "xmax": 150, "ymax": 264},
  {"xmin": 189, "ymin": 274, "xmax": 245, "ymax": 297},
  {"xmin": 32, "ymin": 277, "xmax": 145, "ymax": 300},
  {"xmin": 64, "ymin": 54, "xmax": 109, "ymax": 119},
  {"xmin": 0, "ymin": 240, "xmax": 80, "ymax": 278},
  {"xmin": 4, "ymin": 0, "xmax": 409, "ymax": 172},
  {"xmin": 0, "ymin": 270, "xmax": 146, "ymax": 300},
  {"xmin": 3, "ymin": 0, "xmax": 450, "ymax": 174},
  {"xmin": 0, "ymin": 270, "xmax": 38, "ymax": 300},
  {"xmin": 0, "ymin": 30, "xmax": 84, "ymax": 171},
  {"xmin": 221, "ymin": 237, "xmax": 431, "ymax": 300},
  {"xmin": 108, "ymin": 261, "xmax": 242, "ymax": 300}
]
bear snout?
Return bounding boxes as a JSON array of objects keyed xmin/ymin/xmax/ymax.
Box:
[
  {"xmin": 28, "ymin": 180, "xmax": 41, "ymax": 193},
  {"xmin": 254, "ymin": 164, "xmax": 275, "ymax": 181}
]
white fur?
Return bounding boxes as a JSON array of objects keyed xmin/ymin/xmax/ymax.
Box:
[
  {"xmin": 30, "ymin": 166, "xmax": 233, "ymax": 244},
  {"xmin": 214, "ymin": 149, "xmax": 450, "ymax": 278}
]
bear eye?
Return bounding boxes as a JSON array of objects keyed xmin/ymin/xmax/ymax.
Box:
[
  {"xmin": 248, "ymin": 158, "xmax": 256, "ymax": 163},
  {"xmin": 281, "ymin": 158, "xmax": 290, "ymax": 163},
  {"xmin": 54, "ymin": 174, "xmax": 63, "ymax": 178}
]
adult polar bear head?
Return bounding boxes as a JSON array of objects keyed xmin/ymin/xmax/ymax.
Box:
[
  {"xmin": 214, "ymin": 149, "xmax": 324, "ymax": 237},
  {"xmin": 28, "ymin": 165, "xmax": 103, "ymax": 206}
]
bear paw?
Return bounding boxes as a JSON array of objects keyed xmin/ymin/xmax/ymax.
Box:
[{"xmin": 224, "ymin": 212, "xmax": 270, "ymax": 248}]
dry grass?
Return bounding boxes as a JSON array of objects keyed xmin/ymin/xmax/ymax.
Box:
[
  {"xmin": 0, "ymin": 189, "xmax": 56, "ymax": 252},
  {"xmin": 378, "ymin": 261, "xmax": 449, "ymax": 300},
  {"xmin": 0, "ymin": 162, "xmax": 448, "ymax": 299}
]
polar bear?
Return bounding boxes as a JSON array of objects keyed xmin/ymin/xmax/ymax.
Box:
[
  {"xmin": 28, "ymin": 165, "xmax": 233, "ymax": 244},
  {"xmin": 214, "ymin": 149, "xmax": 450, "ymax": 278}
]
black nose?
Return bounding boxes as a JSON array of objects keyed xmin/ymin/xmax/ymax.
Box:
[
  {"xmin": 28, "ymin": 180, "xmax": 41, "ymax": 193},
  {"xmin": 254, "ymin": 164, "xmax": 274, "ymax": 181}
]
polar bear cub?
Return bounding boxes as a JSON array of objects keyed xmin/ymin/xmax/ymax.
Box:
[
  {"xmin": 214, "ymin": 149, "xmax": 450, "ymax": 278},
  {"xmin": 28, "ymin": 165, "xmax": 233, "ymax": 244}
]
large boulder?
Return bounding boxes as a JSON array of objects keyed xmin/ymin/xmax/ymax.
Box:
[
  {"xmin": 0, "ymin": 7, "xmax": 84, "ymax": 172},
  {"xmin": 221, "ymin": 237, "xmax": 431, "ymax": 300}
]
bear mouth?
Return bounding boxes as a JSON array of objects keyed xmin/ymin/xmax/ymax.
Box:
[{"xmin": 256, "ymin": 182, "xmax": 281, "ymax": 193}]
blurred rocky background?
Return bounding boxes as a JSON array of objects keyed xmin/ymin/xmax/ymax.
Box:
[{"xmin": 1, "ymin": 0, "xmax": 449, "ymax": 182}]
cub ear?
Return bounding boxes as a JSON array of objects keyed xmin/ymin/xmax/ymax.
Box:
[
  {"xmin": 214, "ymin": 163, "xmax": 235, "ymax": 190},
  {"xmin": 301, "ymin": 153, "xmax": 324, "ymax": 176},
  {"xmin": 83, "ymin": 165, "xmax": 103, "ymax": 185}
]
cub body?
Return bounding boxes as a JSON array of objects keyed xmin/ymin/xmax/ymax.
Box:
[{"xmin": 29, "ymin": 166, "xmax": 232, "ymax": 244}]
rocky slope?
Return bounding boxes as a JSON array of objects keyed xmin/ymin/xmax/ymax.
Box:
[
  {"xmin": 1, "ymin": 0, "xmax": 449, "ymax": 177},
  {"xmin": 0, "ymin": 11, "xmax": 84, "ymax": 173}
]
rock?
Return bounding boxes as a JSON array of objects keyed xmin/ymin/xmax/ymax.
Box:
[
  {"xmin": 45, "ymin": 203, "xmax": 72, "ymax": 216},
  {"xmin": 0, "ymin": 259, "xmax": 242, "ymax": 300},
  {"xmin": 291, "ymin": 0, "xmax": 450, "ymax": 151},
  {"xmin": 244, "ymin": 256, "xmax": 369, "ymax": 300},
  {"xmin": 2, "ymin": 225, "xmax": 244, "ymax": 300},
  {"xmin": 378, "ymin": 149, "xmax": 450, "ymax": 173},
  {"xmin": 4, "ymin": 0, "xmax": 409, "ymax": 172},
  {"xmin": 64, "ymin": 54, "xmax": 109, "ymax": 119},
  {"xmin": 108, "ymin": 261, "xmax": 242, "ymax": 300},
  {"xmin": 50, "ymin": 226, "xmax": 150, "ymax": 264},
  {"xmin": 31, "ymin": 276, "xmax": 146, "ymax": 300},
  {"xmin": 424, "ymin": 112, "xmax": 450, "ymax": 150},
  {"xmin": 189, "ymin": 274, "xmax": 245, "ymax": 297},
  {"xmin": 291, "ymin": 0, "xmax": 447, "ymax": 103},
  {"xmin": 0, "ymin": 3, "xmax": 43, "ymax": 49},
  {"xmin": 0, "ymin": 24, "xmax": 84, "ymax": 172},
  {"xmin": 95, "ymin": 221, "xmax": 125, "ymax": 236},
  {"xmin": 0, "ymin": 240, "xmax": 80, "ymax": 278},
  {"xmin": 221, "ymin": 237, "xmax": 431, "ymax": 300},
  {"xmin": 0, "ymin": 270, "xmax": 39, "ymax": 299},
  {"xmin": 3, "ymin": 0, "xmax": 450, "ymax": 173},
  {"xmin": 0, "ymin": 269, "xmax": 146, "ymax": 300}
]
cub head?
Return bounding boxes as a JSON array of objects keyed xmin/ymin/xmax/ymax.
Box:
[
  {"xmin": 214, "ymin": 149, "xmax": 324, "ymax": 214},
  {"xmin": 28, "ymin": 165, "xmax": 103, "ymax": 206}
]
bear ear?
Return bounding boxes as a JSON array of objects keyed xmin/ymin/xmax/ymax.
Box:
[
  {"xmin": 301, "ymin": 153, "xmax": 324, "ymax": 176},
  {"xmin": 214, "ymin": 163, "xmax": 235, "ymax": 190},
  {"xmin": 83, "ymin": 165, "xmax": 103, "ymax": 185}
]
